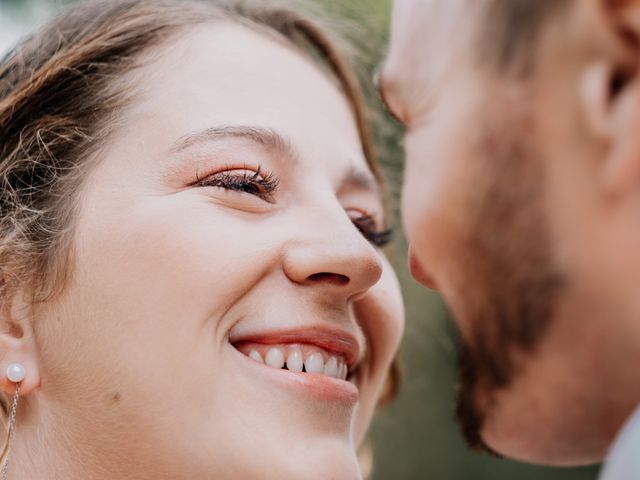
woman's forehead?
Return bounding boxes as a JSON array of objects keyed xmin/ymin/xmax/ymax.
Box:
[{"xmin": 117, "ymin": 22, "xmax": 369, "ymax": 175}]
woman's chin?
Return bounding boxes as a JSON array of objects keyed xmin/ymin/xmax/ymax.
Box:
[
  {"xmin": 249, "ymin": 439, "xmax": 362, "ymax": 480},
  {"xmin": 192, "ymin": 434, "xmax": 362, "ymax": 480},
  {"xmin": 175, "ymin": 342, "xmax": 369, "ymax": 477}
]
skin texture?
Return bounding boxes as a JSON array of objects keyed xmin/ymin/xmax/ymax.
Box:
[
  {"xmin": 0, "ymin": 23, "xmax": 404, "ymax": 479},
  {"xmin": 382, "ymin": 0, "xmax": 640, "ymax": 467}
]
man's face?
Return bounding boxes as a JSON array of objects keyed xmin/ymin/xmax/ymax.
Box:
[{"xmin": 382, "ymin": 0, "xmax": 640, "ymax": 465}]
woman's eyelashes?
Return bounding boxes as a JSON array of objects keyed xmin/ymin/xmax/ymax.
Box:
[
  {"xmin": 351, "ymin": 214, "xmax": 394, "ymax": 248},
  {"xmin": 191, "ymin": 168, "xmax": 391, "ymax": 246},
  {"xmin": 193, "ymin": 166, "xmax": 279, "ymax": 203}
]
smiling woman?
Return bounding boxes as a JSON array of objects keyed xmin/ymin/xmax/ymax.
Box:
[{"xmin": 0, "ymin": 0, "xmax": 404, "ymax": 478}]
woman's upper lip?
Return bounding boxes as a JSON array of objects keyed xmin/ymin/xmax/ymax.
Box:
[{"xmin": 228, "ymin": 325, "xmax": 361, "ymax": 369}]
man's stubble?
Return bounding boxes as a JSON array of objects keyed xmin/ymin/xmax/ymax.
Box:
[{"xmin": 451, "ymin": 107, "xmax": 568, "ymax": 452}]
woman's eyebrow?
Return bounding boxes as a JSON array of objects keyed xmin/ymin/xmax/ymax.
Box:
[
  {"xmin": 170, "ymin": 125, "xmax": 299, "ymax": 163},
  {"xmin": 169, "ymin": 124, "xmax": 378, "ymax": 194}
]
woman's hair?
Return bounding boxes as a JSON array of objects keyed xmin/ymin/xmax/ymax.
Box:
[{"xmin": 0, "ymin": 0, "xmax": 399, "ymax": 461}]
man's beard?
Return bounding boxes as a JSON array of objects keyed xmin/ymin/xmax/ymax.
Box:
[{"xmin": 452, "ymin": 116, "xmax": 567, "ymax": 453}]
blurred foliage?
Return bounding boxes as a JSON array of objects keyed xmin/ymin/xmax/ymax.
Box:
[{"xmin": 0, "ymin": 0, "xmax": 603, "ymax": 478}]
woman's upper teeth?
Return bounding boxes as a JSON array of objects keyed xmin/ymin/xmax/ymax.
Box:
[{"xmin": 245, "ymin": 344, "xmax": 349, "ymax": 380}]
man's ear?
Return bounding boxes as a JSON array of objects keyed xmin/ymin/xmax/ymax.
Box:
[
  {"xmin": 0, "ymin": 288, "xmax": 41, "ymax": 396},
  {"xmin": 578, "ymin": 0, "xmax": 640, "ymax": 195}
]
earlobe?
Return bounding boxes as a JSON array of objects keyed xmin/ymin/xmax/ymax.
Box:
[
  {"xmin": 0, "ymin": 293, "xmax": 41, "ymax": 396},
  {"xmin": 0, "ymin": 358, "xmax": 40, "ymax": 397}
]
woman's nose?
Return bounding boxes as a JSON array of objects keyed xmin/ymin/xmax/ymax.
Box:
[{"xmin": 282, "ymin": 211, "xmax": 383, "ymax": 300}]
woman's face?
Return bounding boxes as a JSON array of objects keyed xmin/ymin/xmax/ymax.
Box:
[{"xmin": 33, "ymin": 22, "xmax": 404, "ymax": 479}]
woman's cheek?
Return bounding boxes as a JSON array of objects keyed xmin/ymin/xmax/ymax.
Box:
[{"xmin": 353, "ymin": 255, "xmax": 405, "ymax": 443}]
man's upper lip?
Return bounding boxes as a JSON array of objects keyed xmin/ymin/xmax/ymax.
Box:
[{"xmin": 229, "ymin": 325, "xmax": 361, "ymax": 369}]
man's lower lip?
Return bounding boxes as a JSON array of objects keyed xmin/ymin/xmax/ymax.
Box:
[{"xmin": 234, "ymin": 346, "xmax": 359, "ymax": 403}]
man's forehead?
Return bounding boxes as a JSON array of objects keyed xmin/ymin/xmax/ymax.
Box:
[
  {"xmin": 390, "ymin": 0, "xmax": 463, "ymax": 34},
  {"xmin": 389, "ymin": 0, "xmax": 481, "ymax": 59},
  {"xmin": 380, "ymin": 0, "xmax": 481, "ymax": 115}
]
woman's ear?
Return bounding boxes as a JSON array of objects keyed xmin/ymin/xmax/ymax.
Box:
[
  {"xmin": 0, "ymin": 289, "xmax": 41, "ymax": 396},
  {"xmin": 578, "ymin": 0, "xmax": 640, "ymax": 195}
]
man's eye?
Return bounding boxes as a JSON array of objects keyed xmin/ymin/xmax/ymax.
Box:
[
  {"xmin": 351, "ymin": 214, "xmax": 394, "ymax": 248},
  {"xmin": 194, "ymin": 167, "xmax": 279, "ymax": 203}
]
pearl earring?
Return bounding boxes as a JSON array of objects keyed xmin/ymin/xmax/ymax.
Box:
[
  {"xmin": 1, "ymin": 363, "xmax": 24, "ymax": 480},
  {"xmin": 5, "ymin": 364, "xmax": 25, "ymax": 384}
]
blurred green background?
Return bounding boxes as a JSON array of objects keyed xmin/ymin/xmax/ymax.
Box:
[{"xmin": 0, "ymin": 0, "xmax": 602, "ymax": 478}]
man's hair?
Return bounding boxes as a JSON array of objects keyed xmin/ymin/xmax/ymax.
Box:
[{"xmin": 478, "ymin": 0, "xmax": 572, "ymax": 75}]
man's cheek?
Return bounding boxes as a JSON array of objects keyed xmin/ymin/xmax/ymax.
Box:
[
  {"xmin": 401, "ymin": 182, "xmax": 436, "ymax": 277},
  {"xmin": 401, "ymin": 170, "xmax": 425, "ymax": 243}
]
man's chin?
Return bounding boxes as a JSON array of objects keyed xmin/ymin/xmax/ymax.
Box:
[
  {"xmin": 462, "ymin": 373, "xmax": 610, "ymax": 468},
  {"xmin": 480, "ymin": 418, "xmax": 605, "ymax": 467},
  {"xmin": 456, "ymin": 370, "xmax": 606, "ymax": 466},
  {"xmin": 455, "ymin": 344, "xmax": 501, "ymax": 456}
]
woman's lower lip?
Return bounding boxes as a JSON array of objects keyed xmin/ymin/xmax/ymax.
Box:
[{"xmin": 234, "ymin": 346, "xmax": 359, "ymax": 404}]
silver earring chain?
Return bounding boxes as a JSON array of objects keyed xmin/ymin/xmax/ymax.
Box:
[{"xmin": 1, "ymin": 383, "xmax": 20, "ymax": 480}]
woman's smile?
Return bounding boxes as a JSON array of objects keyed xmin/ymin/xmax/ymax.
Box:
[{"xmin": 230, "ymin": 325, "xmax": 363, "ymax": 404}]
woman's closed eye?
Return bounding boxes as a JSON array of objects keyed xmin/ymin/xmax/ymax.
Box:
[
  {"xmin": 191, "ymin": 167, "xmax": 392, "ymax": 246},
  {"xmin": 351, "ymin": 213, "xmax": 393, "ymax": 248},
  {"xmin": 192, "ymin": 166, "xmax": 279, "ymax": 203}
]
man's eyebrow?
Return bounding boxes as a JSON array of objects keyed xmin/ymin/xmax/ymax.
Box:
[
  {"xmin": 170, "ymin": 125, "xmax": 299, "ymax": 162},
  {"xmin": 342, "ymin": 164, "xmax": 380, "ymax": 195},
  {"xmin": 374, "ymin": 66, "xmax": 405, "ymax": 126}
]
